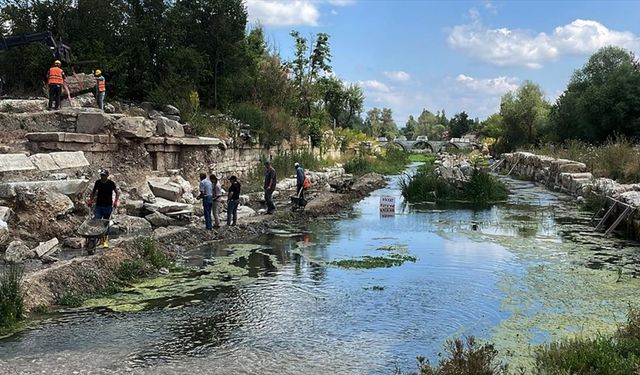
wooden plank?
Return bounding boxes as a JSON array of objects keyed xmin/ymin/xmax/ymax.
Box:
[
  {"xmin": 595, "ymin": 201, "xmax": 617, "ymax": 231},
  {"xmin": 589, "ymin": 197, "xmax": 610, "ymax": 225},
  {"xmin": 605, "ymin": 206, "xmax": 634, "ymax": 236}
]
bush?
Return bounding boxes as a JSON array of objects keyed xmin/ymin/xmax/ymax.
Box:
[
  {"xmin": 405, "ymin": 337, "xmax": 508, "ymax": 375},
  {"xmin": 0, "ymin": 264, "xmax": 24, "ymax": 332},
  {"xmin": 400, "ymin": 166, "xmax": 508, "ymax": 204}
]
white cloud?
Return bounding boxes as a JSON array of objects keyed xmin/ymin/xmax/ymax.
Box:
[
  {"xmin": 326, "ymin": 0, "xmax": 355, "ymax": 5},
  {"xmin": 448, "ymin": 17, "xmax": 640, "ymax": 68},
  {"xmin": 384, "ymin": 70, "xmax": 411, "ymax": 82},
  {"xmin": 358, "ymin": 80, "xmax": 391, "ymax": 93},
  {"xmin": 246, "ymin": 0, "xmax": 320, "ymax": 27},
  {"xmin": 455, "ymin": 74, "xmax": 519, "ymax": 95}
]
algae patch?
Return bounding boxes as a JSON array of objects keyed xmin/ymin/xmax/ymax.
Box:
[{"xmin": 330, "ymin": 254, "xmax": 416, "ymax": 269}]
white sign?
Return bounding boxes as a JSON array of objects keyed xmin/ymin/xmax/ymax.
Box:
[{"xmin": 380, "ymin": 196, "xmax": 395, "ymax": 216}]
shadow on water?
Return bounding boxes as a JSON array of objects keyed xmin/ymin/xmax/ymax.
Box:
[{"xmin": 3, "ymin": 174, "xmax": 640, "ymax": 374}]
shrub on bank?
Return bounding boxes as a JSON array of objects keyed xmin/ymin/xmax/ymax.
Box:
[
  {"xmin": 400, "ymin": 165, "xmax": 508, "ymax": 204},
  {"xmin": 0, "ymin": 264, "xmax": 24, "ymax": 333},
  {"xmin": 344, "ymin": 147, "xmax": 410, "ymax": 175}
]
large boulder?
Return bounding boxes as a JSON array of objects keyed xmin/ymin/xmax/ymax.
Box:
[
  {"xmin": 144, "ymin": 197, "xmax": 191, "ymax": 214},
  {"xmin": 170, "ymin": 175, "xmax": 195, "ymax": 204},
  {"xmin": 148, "ymin": 178, "xmax": 181, "ymax": 202},
  {"xmin": 0, "ymin": 99, "xmax": 48, "ymax": 113},
  {"xmin": 109, "ymin": 215, "xmax": 152, "ymax": 236},
  {"xmin": 155, "ymin": 117, "xmax": 185, "ymax": 137},
  {"xmin": 4, "ymin": 240, "xmax": 34, "ymax": 263},
  {"xmin": 113, "ymin": 117, "xmax": 155, "ymax": 138},
  {"xmin": 145, "ymin": 211, "xmax": 177, "ymax": 227},
  {"xmin": 15, "ymin": 186, "xmax": 74, "ymax": 218},
  {"xmin": 76, "ymin": 112, "xmax": 107, "ymax": 134},
  {"xmin": 0, "ymin": 206, "xmax": 13, "ymax": 222},
  {"xmin": 237, "ymin": 205, "xmax": 257, "ymax": 219},
  {"xmin": 162, "ymin": 104, "xmax": 180, "ymax": 116},
  {"xmin": 65, "ymin": 73, "xmax": 97, "ymax": 96}
]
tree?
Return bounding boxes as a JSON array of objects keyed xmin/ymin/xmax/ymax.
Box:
[
  {"xmin": 449, "ymin": 111, "xmax": 473, "ymax": 138},
  {"xmin": 500, "ymin": 81, "xmax": 550, "ymax": 149},
  {"xmin": 551, "ymin": 46, "xmax": 640, "ymax": 143},
  {"xmin": 480, "ymin": 113, "xmax": 504, "ymax": 139},
  {"xmin": 404, "ymin": 115, "xmax": 418, "ymax": 140}
]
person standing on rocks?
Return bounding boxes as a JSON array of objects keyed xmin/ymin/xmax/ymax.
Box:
[
  {"xmin": 295, "ymin": 162, "xmax": 305, "ymax": 203},
  {"xmin": 94, "ymin": 69, "xmax": 106, "ymax": 110},
  {"xmin": 227, "ymin": 175, "xmax": 241, "ymax": 226},
  {"xmin": 210, "ymin": 174, "xmax": 223, "ymax": 229},
  {"xmin": 264, "ymin": 160, "xmax": 277, "ymax": 214},
  {"xmin": 88, "ymin": 169, "xmax": 119, "ymax": 248},
  {"xmin": 198, "ymin": 173, "xmax": 214, "ymax": 230},
  {"xmin": 46, "ymin": 60, "xmax": 65, "ymax": 110}
]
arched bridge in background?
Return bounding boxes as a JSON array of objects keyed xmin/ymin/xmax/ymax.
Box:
[{"xmin": 389, "ymin": 140, "xmax": 480, "ymax": 153}]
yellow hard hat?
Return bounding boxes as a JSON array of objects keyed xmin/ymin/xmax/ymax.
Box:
[
  {"xmin": 95, "ymin": 69, "xmax": 102, "ymax": 76},
  {"xmin": 54, "ymin": 60, "xmax": 61, "ymax": 66}
]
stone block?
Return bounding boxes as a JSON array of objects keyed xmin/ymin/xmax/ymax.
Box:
[
  {"xmin": 165, "ymin": 137, "xmax": 223, "ymax": 146},
  {"xmin": 29, "ymin": 153, "xmax": 59, "ymax": 171},
  {"xmin": 50, "ymin": 151, "xmax": 90, "ymax": 169},
  {"xmin": 144, "ymin": 197, "xmax": 191, "ymax": 214},
  {"xmin": 113, "ymin": 116, "xmax": 155, "ymax": 138},
  {"xmin": 0, "ymin": 179, "xmax": 89, "ymax": 198},
  {"xmin": 149, "ymin": 182, "xmax": 182, "ymax": 202},
  {"xmin": 0, "ymin": 154, "xmax": 36, "ymax": 173},
  {"xmin": 93, "ymin": 134, "xmax": 115, "ymax": 144},
  {"xmin": 33, "ymin": 238, "xmax": 60, "ymax": 258},
  {"xmin": 145, "ymin": 211, "xmax": 177, "ymax": 227},
  {"xmin": 76, "ymin": 112, "xmax": 107, "ymax": 134},
  {"xmin": 0, "ymin": 99, "xmax": 48, "ymax": 113},
  {"xmin": 155, "ymin": 117, "xmax": 185, "ymax": 137},
  {"xmin": 25, "ymin": 132, "xmax": 65, "ymax": 142},
  {"xmin": 64, "ymin": 133, "xmax": 94, "ymax": 143}
]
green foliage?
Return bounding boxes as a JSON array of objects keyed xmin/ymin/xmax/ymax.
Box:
[
  {"xmin": 400, "ymin": 165, "xmax": 508, "ymax": 204},
  {"xmin": 408, "ymin": 154, "xmax": 436, "ymax": 163},
  {"xmin": 551, "ymin": 46, "xmax": 640, "ymax": 143},
  {"xmin": 0, "ymin": 264, "xmax": 24, "ymax": 333},
  {"xmin": 243, "ymin": 150, "xmax": 329, "ymax": 192},
  {"xmin": 449, "ymin": 112, "xmax": 474, "ymax": 138},
  {"xmin": 499, "ymin": 81, "xmax": 551, "ymax": 150},
  {"xmin": 344, "ymin": 147, "xmax": 410, "ymax": 175},
  {"xmin": 364, "ymin": 107, "xmax": 398, "ymax": 138},
  {"xmin": 333, "ymin": 127, "xmax": 371, "ymax": 152},
  {"xmin": 405, "ymin": 337, "xmax": 508, "ymax": 375}
]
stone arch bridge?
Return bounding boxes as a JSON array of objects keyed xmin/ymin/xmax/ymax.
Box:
[{"xmin": 388, "ymin": 140, "xmax": 480, "ymax": 153}]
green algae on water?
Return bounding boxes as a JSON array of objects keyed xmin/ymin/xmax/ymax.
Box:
[{"xmin": 330, "ymin": 254, "xmax": 417, "ymax": 269}]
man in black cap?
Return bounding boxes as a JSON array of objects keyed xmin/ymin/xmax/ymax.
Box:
[
  {"xmin": 88, "ymin": 168, "xmax": 119, "ymax": 248},
  {"xmin": 227, "ymin": 175, "xmax": 241, "ymax": 226},
  {"xmin": 263, "ymin": 160, "xmax": 277, "ymax": 214}
]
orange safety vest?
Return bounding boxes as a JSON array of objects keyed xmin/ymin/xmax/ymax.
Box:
[
  {"xmin": 97, "ymin": 78, "xmax": 106, "ymax": 92},
  {"xmin": 47, "ymin": 67, "xmax": 64, "ymax": 85}
]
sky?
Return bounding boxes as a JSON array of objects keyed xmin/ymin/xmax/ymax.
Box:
[{"xmin": 244, "ymin": 0, "xmax": 640, "ymax": 126}]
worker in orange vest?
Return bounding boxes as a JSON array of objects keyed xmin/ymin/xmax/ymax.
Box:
[
  {"xmin": 94, "ymin": 69, "xmax": 106, "ymax": 110},
  {"xmin": 47, "ymin": 60, "xmax": 65, "ymax": 110}
]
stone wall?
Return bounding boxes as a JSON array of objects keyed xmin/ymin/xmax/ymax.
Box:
[{"xmin": 499, "ymin": 151, "xmax": 640, "ymax": 240}]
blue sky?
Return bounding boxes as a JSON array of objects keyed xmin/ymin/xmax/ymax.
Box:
[{"xmin": 245, "ymin": 0, "xmax": 640, "ymax": 125}]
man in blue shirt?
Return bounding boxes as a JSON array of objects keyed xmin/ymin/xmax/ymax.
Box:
[
  {"xmin": 198, "ymin": 173, "xmax": 213, "ymax": 230},
  {"xmin": 295, "ymin": 162, "xmax": 305, "ymax": 203}
]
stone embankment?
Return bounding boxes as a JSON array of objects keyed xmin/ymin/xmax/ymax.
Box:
[{"xmin": 498, "ymin": 152, "xmax": 640, "ymax": 238}]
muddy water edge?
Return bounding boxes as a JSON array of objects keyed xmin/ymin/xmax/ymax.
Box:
[{"xmin": 2, "ymin": 165, "xmax": 640, "ymax": 374}]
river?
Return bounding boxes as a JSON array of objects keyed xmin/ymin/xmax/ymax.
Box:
[{"xmin": 3, "ymin": 165, "xmax": 640, "ymax": 374}]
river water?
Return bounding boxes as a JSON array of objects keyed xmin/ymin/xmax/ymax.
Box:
[{"xmin": 3, "ymin": 167, "xmax": 640, "ymax": 374}]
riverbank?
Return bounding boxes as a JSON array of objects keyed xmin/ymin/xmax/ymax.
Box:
[{"xmin": 18, "ymin": 172, "xmax": 387, "ymax": 313}]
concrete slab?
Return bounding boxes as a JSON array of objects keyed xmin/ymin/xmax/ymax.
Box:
[
  {"xmin": 76, "ymin": 112, "xmax": 107, "ymax": 134},
  {"xmin": 63, "ymin": 133, "xmax": 94, "ymax": 143},
  {"xmin": 50, "ymin": 151, "xmax": 89, "ymax": 169},
  {"xmin": 0, "ymin": 154, "xmax": 36, "ymax": 173},
  {"xmin": 165, "ymin": 137, "xmax": 222, "ymax": 146},
  {"xmin": 33, "ymin": 238, "xmax": 60, "ymax": 258},
  {"xmin": 29, "ymin": 153, "xmax": 59, "ymax": 171},
  {"xmin": 143, "ymin": 197, "xmax": 190, "ymax": 213},
  {"xmin": 149, "ymin": 183, "xmax": 182, "ymax": 202},
  {"xmin": 0, "ymin": 179, "xmax": 89, "ymax": 198}
]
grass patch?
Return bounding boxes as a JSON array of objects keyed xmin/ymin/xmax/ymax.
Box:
[
  {"xmin": 0, "ymin": 264, "xmax": 24, "ymax": 334},
  {"xmin": 400, "ymin": 165, "xmax": 508, "ymax": 204},
  {"xmin": 330, "ymin": 254, "xmax": 417, "ymax": 269},
  {"xmin": 409, "ymin": 154, "xmax": 437, "ymax": 163},
  {"xmin": 529, "ymin": 136, "xmax": 640, "ymax": 183},
  {"xmin": 344, "ymin": 147, "xmax": 410, "ymax": 175}
]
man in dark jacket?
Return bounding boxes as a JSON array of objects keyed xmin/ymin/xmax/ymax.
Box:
[
  {"xmin": 263, "ymin": 160, "xmax": 277, "ymax": 214},
  {"xmin": 88, "ymin": 169, "xmax": 119, "ymax": 248},
  {"xmin": 227, "ymin": 175, "xmax": 241, "ymax": 226},
  {"xmin": 295, "ymin": 162, "xmax": 305, "ymax": 203}
]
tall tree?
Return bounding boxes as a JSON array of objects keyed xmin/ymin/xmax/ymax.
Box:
[
  {"xmin": 448, "ymin": 111, "xmax": 473, "ymax": 138},
  {"xmin": 500, "ymin": 81, "xmax": 550, "ymax": 148}
]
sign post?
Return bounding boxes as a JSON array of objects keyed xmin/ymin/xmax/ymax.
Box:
[{"xmin": 380, "ymin": 196, "xmax": 395, "ymax": 216}]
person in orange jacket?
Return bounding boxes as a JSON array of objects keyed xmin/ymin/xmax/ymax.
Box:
[
  {"xmin": 94, "ymin": 69, "xmax": 106, "ymax": 110},
  {"xmin": 47, "ymin": 60, "xmax": 65, "ymax": 110}
]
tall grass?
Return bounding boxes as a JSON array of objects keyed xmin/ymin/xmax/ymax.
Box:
[
  {"xmin": 344, "ymin": 147, "xmax": 410, "ymax": 175},
  {"xmin": 530, "ymin": 135, "xmax": 640, "ymax": 183},
  {"xmin": 400, "ymin": 165, "xmax": 508, "ymax": 204},
  {"xmin": 0, "ymin": 264, "xmax": 24, "ymax": 333},
  {"xmin": 243, "ymin": 150, "xmax": 331, "ymax": 192}
]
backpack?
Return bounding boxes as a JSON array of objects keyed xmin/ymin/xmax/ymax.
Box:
[{"xmin": 303, "ymin": 176, "xmax": 311, "ymax": 190}]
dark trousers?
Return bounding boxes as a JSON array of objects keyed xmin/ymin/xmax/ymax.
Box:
[
  {"xmin": 264, "ymin": 189, "xmax": 275, "ymax": 212},
  {"xmin": 296, "ymin": 184, "xmax": 305, "ymax": 203},
  {"xmin": 227, "ymin": 199, "xmax": 239, "ymax": 225},
  {"xmin": 203, "ymin": 196, "xmax": 213, "ymax": 230},
  {"xmin": 48, "ymin": 85, "xmax": 62, "ymax": 109}
]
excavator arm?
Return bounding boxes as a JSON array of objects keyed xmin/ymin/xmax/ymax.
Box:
[{"xmin": 0, "ymin": 31, "xmax": 71, "ymax": 64}]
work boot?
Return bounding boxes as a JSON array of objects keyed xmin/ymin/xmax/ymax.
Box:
[{"xmin": 102, "ymin": 237, "xmax": 109, "ymax": 248}]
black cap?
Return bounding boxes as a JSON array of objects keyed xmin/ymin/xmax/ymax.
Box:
[
  {"xmin": 228, "ymin": 175, "xmax": 237, "ymax": 181},
  {"xmin": 99, "ymin": 168, "xmax": 109, "ymax": 176}
]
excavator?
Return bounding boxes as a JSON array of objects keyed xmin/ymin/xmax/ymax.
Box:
[{"xmin": 0, "ymin": 31, "xmax": 71, "ymax": 64}]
